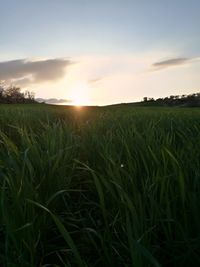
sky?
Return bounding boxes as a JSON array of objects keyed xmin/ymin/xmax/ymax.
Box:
[{"xmin": 1, "ymin": 0, "xmax": 200, "ymax": 105}]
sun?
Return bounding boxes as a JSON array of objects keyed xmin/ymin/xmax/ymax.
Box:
[
  {"xmin": 72, "ymin": 96, "xmax": 85, "ymax": 106},
  {"xmin": 69, "ymin": 82, "xmax": 90, "ymax": 106}
]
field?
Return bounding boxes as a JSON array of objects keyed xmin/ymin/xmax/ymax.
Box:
[{"xmin": 0, "ymin": 104, "xmax": 200, "ymax": 267}]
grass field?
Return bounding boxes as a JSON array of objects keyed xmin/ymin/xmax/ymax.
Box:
[{"xmin": 0, "ymin": 104, "xmax": 200, "ymax": 267}]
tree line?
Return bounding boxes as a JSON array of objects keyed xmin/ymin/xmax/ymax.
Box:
[
  {"xmin": 143, "ymin": 93, "xmax": 200, "ymax": 107},
  {"xmin": 0, "ymin": 82, "xmax": 36, "ymax": 104}
]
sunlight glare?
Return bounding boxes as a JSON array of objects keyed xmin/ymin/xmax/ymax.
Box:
[{"xmin": 69, "ymin": 82, "xmax": 90, "ymax": 106}]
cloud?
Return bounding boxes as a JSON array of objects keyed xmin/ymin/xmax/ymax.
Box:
[
  {"xmin": 12, "ymin": 76, "xmax": 33, "ymax": 86},
  {"xmin": 36, "ymin": 98, "xmax": 71, "ymax": 104},
  {"xmin": 88, "ymin": 78, "xmax": 103, "ymax": 84},
  {"xmin": 0, "ymin": 58, "xmax": 73, "ymax": 85},
  {"xmin": 151, "ymin": 57, "xmax": 200, "ymax": 71}
]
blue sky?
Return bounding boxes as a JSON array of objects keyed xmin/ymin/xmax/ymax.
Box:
[{"xmin": 1, "ymin": 0, "xmax": 200, "ymax": 105}]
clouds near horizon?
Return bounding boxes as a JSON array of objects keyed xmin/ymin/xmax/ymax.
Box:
[
  {"xmin": 36, "ymin": 98, "xmax": 71, "ymax": 104},
  {"xmin": 0, "ymin": 58, "xmax": 72, "ymax": 85},
  {"xmin": 0, "ymin": 53, "xmax": 199, "ymax": 105}
]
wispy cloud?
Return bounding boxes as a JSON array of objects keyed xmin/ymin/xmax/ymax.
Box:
[
  {"xmin": 151, "ymin": 57, "xmax": 200, "ymax": 71},
  {"xmin": 36, "ymin": 98, "xmax": 71, "ymax": 104},
  {"xmin": 0, "ymin": 58, "xmax": 73, "ymax": 85},
  {"xmin": 88, "ymin": 78, "xmax": 103, "ymax": 84}
]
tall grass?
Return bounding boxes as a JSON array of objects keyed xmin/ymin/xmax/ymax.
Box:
[{"xmin": 0, "ymin": 104, "xmax": 200, "ymax": 266}]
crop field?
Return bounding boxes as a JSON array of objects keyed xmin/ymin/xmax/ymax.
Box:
[{"xmin": 0, "ymin": 104, "xmax": 200, "ymax": 267}]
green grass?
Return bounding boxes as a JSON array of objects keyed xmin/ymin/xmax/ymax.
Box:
[{"xmin": 0, "ymin": 104, "xmax": 200, "ymax": 266}]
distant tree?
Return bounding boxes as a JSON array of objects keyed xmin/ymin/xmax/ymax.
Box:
[
  {"xmin": 141, "ymin": 91, "xmax": 200, "ymax": 107},
  {"xmin": 143, "ymin": 97, "xmax": 155, "ymax": 102},
  {"xmin": 148, "ymin": 97, "xmax": 155, "ymax": 101},
  {"xmin": 0, "ymin": 81, "xmax": 36, "ymax": 104},
  {"xmin": 24, "ymin": 90, "xmax": 35, "ymax": 102},
  {"xmin": 0, "ymin": 81, "xmax": 5, "ymax": 102},
  {"xmin": 0, "ymin": 85, "xmax": 4, "ymax": 99},
  {"xmin": 174, "ymin": 95, "xmax": 179, "ymax": 99},
  {"xmin": 4, "ymin": 86, "xmax": 24, "ymax": 103}
]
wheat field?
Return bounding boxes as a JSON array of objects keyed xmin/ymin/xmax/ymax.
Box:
[{"xmin": 0, "ymin": 104, "xmax": 200, "ymax": 266}]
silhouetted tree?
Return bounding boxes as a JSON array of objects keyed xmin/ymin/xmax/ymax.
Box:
[
  {"xmin": 0, "ymin": 81, "xmax": 36, "ymax": 104},
  {"xmin": 142, "ymin": 92, "xmax": 200, "ymax": 107},
  {"xmin": 4, "ymin": 86, "xmax": 24, "ymax": 103},
  {"xmin": 24, "ymin": 90, "xmax": 35, "ymax": 102}
]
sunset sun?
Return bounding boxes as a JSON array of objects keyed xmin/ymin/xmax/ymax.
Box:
[{"xmin": 69, "ymin": 82, "xmax": 90, "ymax": 106}]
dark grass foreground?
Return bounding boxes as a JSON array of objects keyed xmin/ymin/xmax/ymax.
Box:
[{"xmin": 0, "ymin": 104, "xmax": 200, "ymax": 266}]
